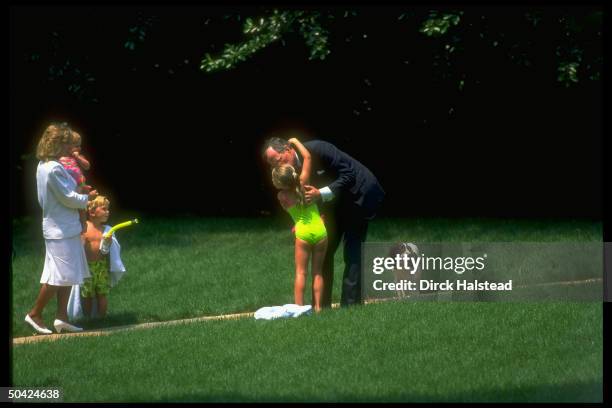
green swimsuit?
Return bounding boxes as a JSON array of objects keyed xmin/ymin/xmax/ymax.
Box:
[
  {"xmin": 81, "ymin": 257, "xmax": 110, "ymax": 298},
  {"xmin": 287, "ymin": 203, "xmax": 327, "ymax": 245}
]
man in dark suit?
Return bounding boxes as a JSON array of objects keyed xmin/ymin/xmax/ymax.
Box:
[{"xmin": 263, "ymin": 137, "xmax": 385, "ymax": 307}]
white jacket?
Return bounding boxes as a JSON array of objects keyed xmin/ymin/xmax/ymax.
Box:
[{"xmin": 37, "ymin": 160, "xmax": 88, "ymax": 239}]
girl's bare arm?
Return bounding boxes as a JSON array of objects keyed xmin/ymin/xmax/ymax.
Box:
[
  {"xmin": 288, "ymin": 138, "xmax": 311, "ymax": 186},
  {"xmin": 73, "ymin": 152, "xmax": 91, "ymax": 170}
]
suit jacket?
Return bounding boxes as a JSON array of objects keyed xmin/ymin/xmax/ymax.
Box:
[{"xmin": 301, "ymin": 140, "xmax": 385, "ymax": 219}]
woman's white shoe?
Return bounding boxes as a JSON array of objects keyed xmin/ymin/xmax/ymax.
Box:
[
  {"xmin": 53, "ymin": 319, "xmax": 83, "ymax": 333},
  {"xmin": 25, "ymin": 314, "xmax": 53, "ymax": 335}
]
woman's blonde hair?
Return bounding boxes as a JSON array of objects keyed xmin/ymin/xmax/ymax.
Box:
[
  {"xmin": 272, "ymin": 164, "xmax": 304, "ymax": 206},
  {"xmin": 35, "ymin": 123, "xmax": 75, "ymax": 161},
  {"xmin": 87, "ymin": 195, "xmax": 110, "ymax": 215}
]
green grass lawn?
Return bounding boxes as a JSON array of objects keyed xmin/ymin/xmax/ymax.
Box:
[
  {"xmin": 11, "ymin": 217, "xmax": 602, "ymax": 337},
  {"xmin": 11, "ymin": 301, "xmax": 602, "ymax": 402},
  {"xmin": 10, "ymin": 217, "xmax": 603, "ymax": 402}
]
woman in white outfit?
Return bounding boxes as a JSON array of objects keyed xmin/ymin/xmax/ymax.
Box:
[{"xmin": 25, "ymin": 122, "xmax": 98, "ymax": 334}]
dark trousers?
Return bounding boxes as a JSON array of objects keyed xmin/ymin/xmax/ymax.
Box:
[{"xmin": 321, "ymin": 206, "xmax": 370, "ymax": 308}]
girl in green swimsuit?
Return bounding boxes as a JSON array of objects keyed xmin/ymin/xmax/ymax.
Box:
[{"xmin": 272, "ymin": 138, "xmax": 327, "ymax": 312}]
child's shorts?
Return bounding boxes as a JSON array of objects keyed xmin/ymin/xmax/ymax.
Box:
[{"xmin": 81, "ymin": 259, "xmax": 110, "ymax": 298}]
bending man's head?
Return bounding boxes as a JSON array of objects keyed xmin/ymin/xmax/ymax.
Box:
[{"xmin": 262, "ymin": 137, "xmax": 297, "ymax": 168}]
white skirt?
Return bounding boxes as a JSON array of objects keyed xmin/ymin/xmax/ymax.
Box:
[{"xmin": 40, "ymin": 236, "xmax": 90, "ymax": 286}]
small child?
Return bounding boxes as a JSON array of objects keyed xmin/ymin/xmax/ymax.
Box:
[
  {"xmin": 59, "ymin": 130, "xmax": 92, "ymax": 233},
  {"xmin": 79, "ymin": 195, "xmax": 126, "ymax": 319},
  {"xmin": 272, "ymin": 138, "xmax": 328, "ymax": 312}
]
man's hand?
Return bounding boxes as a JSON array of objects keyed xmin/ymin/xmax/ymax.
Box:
[
  {"xmin": 88, "ymin": 189, "xmax": 98, "ymax": 200},
  {"xmin": 303, "ymin": 185, "xmax": 321, "ymax": 204}
]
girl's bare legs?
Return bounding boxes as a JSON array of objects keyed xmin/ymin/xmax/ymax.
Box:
[
  {"xmin": 96, "ymin": 295, "xmax": 108, "ymax": 318},
  {"xmin": 294, "ymin": 238, "xmax": 312, "ymax": 306},
  {"xmin": 27, "ymin": 284, "xmax": 58, "ymax": 328},
  {"xmin": 311, "ymin": 238, "xmax": 328, "ymax": 312}
]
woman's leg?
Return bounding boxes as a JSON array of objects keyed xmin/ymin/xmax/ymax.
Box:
[
  {"xmin": 294, "ymin": 238, "xmax": 312, "ymax": 306},
  {"xmin": 311, "ymin": 238, "xmax": 328, "ymax": 312},
  {"xmin": 28, "ymin": 284, "xmax": 58, "ymax": 326}
]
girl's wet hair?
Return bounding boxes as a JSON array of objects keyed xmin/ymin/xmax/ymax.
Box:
[{"xmin": 272, "ymin": 164, "xmax": 305, "ymax": 206}]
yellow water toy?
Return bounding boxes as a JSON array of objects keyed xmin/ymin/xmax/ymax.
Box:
[{"xmin": 103, "ymin": 219, "xmax": 139, "ymax": 238}]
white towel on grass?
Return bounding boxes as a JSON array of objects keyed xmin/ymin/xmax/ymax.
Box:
[{"xmin": 254, "ymin": 304, "xmax": 312, "ymax": 320}]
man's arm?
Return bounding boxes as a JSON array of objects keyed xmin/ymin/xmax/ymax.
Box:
[{"xmin": 303, "ymin": 141, "xmax": 357, "ymax": 203}]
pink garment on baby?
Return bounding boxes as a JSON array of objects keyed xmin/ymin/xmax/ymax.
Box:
[{"xmin": 59, "ymin": 156, "xmax": 86, "ymax": 186}]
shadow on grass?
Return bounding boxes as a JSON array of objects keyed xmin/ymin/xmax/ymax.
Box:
[
  {"xmin": 149, "ymin": 379, "xmax": 602, "ymax": 403},
  {"xmin": 74, "ymin": 312, "xmax": 140, "ymax": 331}
]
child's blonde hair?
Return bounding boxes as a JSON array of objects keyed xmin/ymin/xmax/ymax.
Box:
[
  {"xmin": 36, "ymin": 122, "xmax": 76, "ymax": 161},
  {"xmin": 272, "ymin": 164, "xmax": 305, "ymax": 206},
  {"xmin": 71, "ymin": 131, "xmax": 82, "ymax": 146},
  {"xmin": 87, "ymin": 195, "xmax": 110, "ymax": 218}
]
